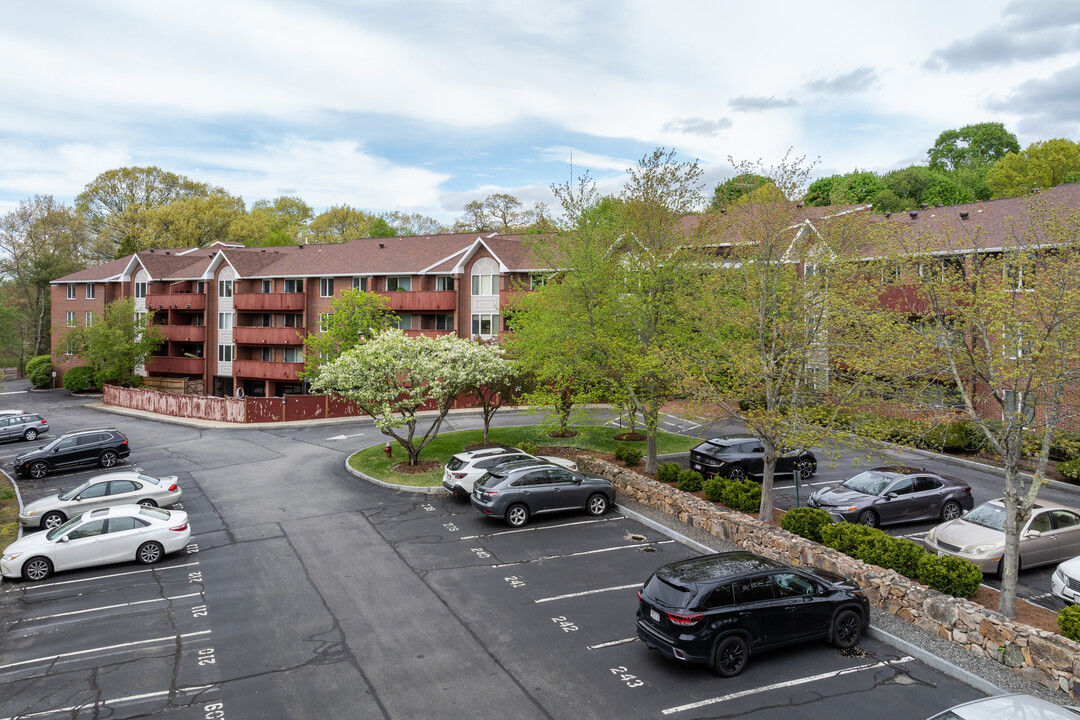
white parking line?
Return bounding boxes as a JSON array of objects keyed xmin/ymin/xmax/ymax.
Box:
[
  {"xmin": 459, "ymin": 516, "xmax": 625, "ymax": 540},
  {"xmin": 0, "ymin": 390, "xmax": 27, "ymax": 396},
  {"xmin": 0, "ymin": 685, "xmax": 215, "ymax": 720},
  {"xmin": 588, "ymin": 637, "xmax": 638, "ymax": 650},
  {"xmin": 491, "ymin": 540, "xmax": 675, "ymax": 568},
  {"xmin": 661, "ymin": 656, "xmax": 915, "ymax": 715},
  {"xmin": 15, "ymin": 591, "xmax": 203, "ymax": 623},
  {"xmin": 773, "ymin": 480, "xmax": 835, "ymax": 489},
  {"xmin": 0, "ymin": 630, "xmax": 212, "ymax": 671},
  {"xmin": 6, "ymin": 562, "xmax": 200, "ymax": 591},
  {"xmin": 534, "ymin": 584, "xmax": 640, "ymax": 604}
]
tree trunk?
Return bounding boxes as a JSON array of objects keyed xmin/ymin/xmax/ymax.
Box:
[
  {"xmin": 644, "ymin": 400, "xmax": 660, "ymax": 474},
  {"xmin": 758, "ymin": 443, "xmax": 777, "ymax": 523},
  {"xmin": 997, "ymin": 447, "xmax": 1023, "ymax": 617}
]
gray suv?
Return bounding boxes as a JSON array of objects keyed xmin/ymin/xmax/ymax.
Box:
[
  {"xmin": 14, "ymin": 428, "xmax": 130, "ymax": 479},
  {"xmin": 0, "ymin": 413, "xmax": 49, "ymax": 442},
  {"xmin": 470, "ymin": 460, "xmax": 615, "ymax": 527}
]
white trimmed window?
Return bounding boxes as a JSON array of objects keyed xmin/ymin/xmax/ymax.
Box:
[
  {"xmin": 435, "ymin": 276, "xmax": 454, "ymax": 291},
  {"xmin": 435, "ymin": 314, "xmax": 453, "ymax": 330},
  {"xmin": 85, "ymin": 283, "xmax": 96, "ymax": 299},
  {"xmin": 319, "ymin": 313, "xmax": 331, "ymax": 332},
  {"xmin": 218, "ymin": 280, "xmax": 233, "ymax": 298},
  {"xmin": 284, "ymin": 347, "xmax": 303, "ymax": 363},
  {"xmin": 262, "ymin": 279, "xmax": 272, "ymax": 293},
  {"xmin": 218, "ymin": 344, "xmax": 234, "ymax": 362},
  {"xmin": 529, "ymin": 274, "xmax": 548, "ymax": 290},
  {"xmin": 471, "ymin": 313, "xmax": 497, "ymax": 336},
  {"xmin": 320, "ymin": 278, "xmax": 334, "ymax": 297},
  {"xmin": 218, "ymin": 312, "xmax": 234, "ymax": 330},
  {"xmin": 387, "ymin": 276, "xmax": 411, "ymax": 292},
  {"xmin": 66, "ymin": 311, "xmax": 76, "ymax": 327},
  {"xmin": 284, "ymin": 279, "xmax": 302, "ymax": 293},
  {"xmin": 260, "ymin": 347, "xmax": 273, "ymax": 362},
  {"xmin": 66, "ymin": 284, "xmax": 75, "ymax": 300},
  {"xmin": 352, "ymin": 277, "xmax": 368, "ymax": 291},
  {"xmin": 471, "ymin": 272, "xmax": 497, "ymax": 296},
  {"xmin": 195, "ymin": 281, "xmax": 206, "ymax": 294},
  {"xmin": 134, "ymin": 282, "xmax": 147, "ymax": 298},
  {"xmin": 396, "ymin": 315, "xmax": 413, "ymax": 330},
  {"xmin": 284, "ymin": 314, "xmax": 302, "ymax": 328},
  {"xmin": 85, "ymin": 312, "xmax": 93, "ymax": 326}
]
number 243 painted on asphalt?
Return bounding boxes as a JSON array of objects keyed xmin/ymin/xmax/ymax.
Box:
[{"xmin": 610, "ymin": 666, "xmax": 644, "ymax": 688}]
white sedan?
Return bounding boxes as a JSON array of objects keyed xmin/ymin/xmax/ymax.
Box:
[
  {"xmin": 442, "ymin": 447, "xmax": 578, "ymax": 499},
  {"xmin": 1, "ymin": 505, "xmax": 191, "ymax": 582},
  {"xmin": 19, "ymin": 471, "xmax": 182, "ymax": 529},
  {"xmin": 1053, "ymin": 555, "xmax": 1080, "ymax": 604}
]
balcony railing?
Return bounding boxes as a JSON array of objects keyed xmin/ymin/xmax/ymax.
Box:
[
  {"xmin": 232, "ymin": 360, "xmax": 305, "ymax": 380},
  {"xmin": 234, "ymin": 326, "xmax": 306, "ymax": 345},
  {"xmin": 375, "ymin": 290, "xmax": 457, "ymax": 312},
  {"xmin": 145, "ymin": 356, "xmax": 205, "ymax": 375},
  {"xmin": 233, "ymin": 293, "xmax": 306, "ymax": 311},
  {"xmin": 155, "ymin": 325, "xmax": 206, "ymax": 343},
  {"xmin": 145, "ymin": 293, "xmax": 206, "ymax": 311}
]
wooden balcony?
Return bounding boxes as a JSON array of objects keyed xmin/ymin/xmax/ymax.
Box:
[
  {"xmin": 376, "ymin": 290, "xmax": 457, "ymax": 311},
  {"xmin": 156, "ymin": 325, "xmax": 206, "ymax": 343},
  {"xmin": 403, "ymin": 329, "xmax": 455, "ymax": 339},
  {"xmin": 233, "ymin": 293, "xmax": 306, "ymax": 311},
  {"xmin": 232, "ymin": 360, "xmax": 305, "ymax": 380},
  {"xmin": 145, "ymin": 356, "xmax": 205, "ymax": 375},
  {"xmin": 234, "ymin": 326, "xmax": 306, "ymax": 345},
  {"xmin": 145, "ymin": 293, "xmax": 206, "ymax": 311}
]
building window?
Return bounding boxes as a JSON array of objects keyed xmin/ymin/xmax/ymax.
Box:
[
  {"xmin": 218, "ymin": 312, "xmax": 234, "ymax": 330},
  {"xmin": 262, "ymin": 279, "xmax": 272, "ymax": 293},
  {"xmin": 319, "ymin": 278, "xmax": 334, "ymax": 297},
  {"xmin": 529, "ymin": 274, "xmax": 549, "ymax": 290},
  {"xmin": 353, "ymin": 277, "xmax": 368, "ymax": 292},
  {"xmin": 134, "ymin": 282, "xmax": 147, "ymax": 298},
  {"xmin": 284, "ymin": 347, "xmax": 303, "ymax": 363},
  {"xmin": 135, "ymin": 312, "xmax": 146, "ymax": 324},
  {"xmin": 435, "ymin": 276, "xmax": 454, "ymax": 291},
  {"xmin": 471, "ymin": 313, "xmax": 497, "ymax": 336},
  {"xmin": 472, "ymin": 272, "xmax": 497, "ymax": 296},
  {"xmin": 319, "ymin": 313, "xmax": 331, "ymax": 332},
  {"xmin": 260, "ymin": 347, "xmax": 273, "ymax": 362},
  {"xmin": 387, "ymin": 276, "xmax": 411, "ymax": 292},
  {"xmin": 218, "ymin": 344, "xmax": 234, "ymax": 362},
  {"xmin": 66, "ymin": 311, "xmax": 76, "ymax": 327},
  {"xmin": 259, "ymin": 313, "xmax": 271, "ymax": 327},
  {"xmin": 1003, "ymin": 389, "xmax": 1035, "ymax": 424},
  {"xmin": 195, "ymin": 281, "xmax": 206, "ymax": 294},
  {"xmin": 396, "ymin": 315, "xmax": 413, "ymax": 330},
  {"xmin": 193, "ymin": 313, "xmax": 205, "ymax": 326},
  {"xmin": 85, "ymin": 312, "xmax": 93, "ymax": 326},
  {"xmin": 66, "ymin": 284, "xmax": 75, "ymax": 300},
  {"xmin": 284, "ymin": 279, "xmax": 303, "ymax": 293},
  {"xmin": 284, "ymin": 314, "xmax": 302, "ymax": 328},
  {"xmin": 85, "ymin": 283, "xmax": 96, "ymax": 299},
  {"xmin": 219, "ymin": 279, "xmax": 233, "ymax": 298},
  {"xmin": 1004, "ymin": 258, "xmax": 1034, "ymax": 291},
  {"xmin": 435, "ymin": 314, "xmax": 453, "ymax": 330}
]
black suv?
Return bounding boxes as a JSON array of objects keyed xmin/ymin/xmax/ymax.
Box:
[
  {"xmin": 471, "ymin": 460, "xmax": 615, "ymax": 527},
  {"xmin": 689, "ymin": 434, "xmax": 816, "ymax": 481},
  {"xmin": 636, "ymin": 552, "xmax": 869, "ymax": 676},
  {"xmin": 14, "ymin": 428, "xmax": 130, "ymax": 479}
]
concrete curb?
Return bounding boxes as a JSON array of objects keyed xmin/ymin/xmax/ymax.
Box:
[
  {"xmin": 343, "ymin": 446, "xmax": 446, "ymax": 496},
  {"xmin": 865, "ymin": 625, "xmax": 1005, "ymax": 696}
]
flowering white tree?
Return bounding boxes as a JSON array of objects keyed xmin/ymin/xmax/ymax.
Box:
[
  {"xmin": 457, "ymin": 341, "xmax": 520, "ymax": 444},
  {"xmin": 311, "ymin": 330, "xmax": 481, "ymax": 465}
]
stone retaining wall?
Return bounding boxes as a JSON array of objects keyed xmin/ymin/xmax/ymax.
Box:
[{"xmin": 579, "ymin": 457, "xmax": 1080, "ymax": 701}]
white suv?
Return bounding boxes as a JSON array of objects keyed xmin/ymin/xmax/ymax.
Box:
[{"xmin": 442, "ymin": 446, "xmax": 577, "ymax": 499}]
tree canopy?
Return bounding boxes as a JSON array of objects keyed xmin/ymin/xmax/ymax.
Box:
[
  {"xmin": 301, "ymin": 288, "xmax": 396, "ymax": 378},
  {"xmin": 64, "ymin": 297, "xmax": 164, "ymax": 386},
  {"xmin": 927, "ymin": 122, "xmax": 1019, "ymax": 172},
  {"xmin": 986, "ymin": 138, "xmax": 1080, "ymax": 198}
]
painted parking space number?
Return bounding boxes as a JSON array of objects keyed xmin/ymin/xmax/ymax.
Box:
[
  {"xmin": 551, "ymin": 615, "xmax": 578, "ymax": 632},
  {"xmin": 443, "ymin": 522, "xmax": 459, "ymax": 532},
  {"xmin": 470, "ymin": 547, "xmax": 491, "ymax": 559},
  {"xmin": 504, "ymin": 575, "xmax": 525, "ymax": 588},
  {"xmin": 610, "ymin": 666, "xmax": 644, "ymax": 688},
  {"xmin": 204, "ymin": 702, "xmax": 226, "ymax": 719}
]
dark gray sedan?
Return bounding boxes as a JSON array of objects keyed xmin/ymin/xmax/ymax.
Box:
[
  {"xmin": 807, "ymin": 466, "xmax": 973, "ymax": 528},
  {"xmin": 470, "ymin": 460, "xmax": 615, "ymax": 527}
]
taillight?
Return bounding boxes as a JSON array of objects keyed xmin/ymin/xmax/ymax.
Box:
[
  {"xmin": 453, "ymin": 473, "xmax": 467, "ymax": 479},
  {"xmin": 666, "ymin": 612, "xmax": 704, "ymax": 626},
  {"xmin": 167, "ymin": 484, "xmax": 179, "ymax": 491},
  {"xmin": 121, "ymin": 439, "xmax": 128, "ymax": 446},
  {"xmin": 637, "ymin": 589, "xmax": 643, "ymax": 602},
  {"xmin": 169, "ymin": 523, "xmax": 188, "ymax": 532},
  {"xmin": 963, "ymin": 487, "xmax": 972, "ymax": 493},
  {"xmin": 40, "ymin": 419, "xmax": 47, "ymax": 424}
]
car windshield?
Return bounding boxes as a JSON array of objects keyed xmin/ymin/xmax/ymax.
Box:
[
  {"xmin": 46, "ymin": 515, "xmax": 84, "ymax": 541},
  {"xmin": 139, "ymin": 506, "xmax": 170, "ymax": 520},
  {"xmin": 841, "ymin": 471, "xmax": 894, "ymax": 496},
  {"xmin": 963, "ymin": 503, "xmax": 1006, "ymax": 531},
  {"xmin": 59, "ymin": 480, "xmax": 93, "ymax": 501}
]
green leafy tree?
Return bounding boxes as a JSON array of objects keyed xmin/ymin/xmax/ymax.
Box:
[
  {"xmin": 135, "ymin": 191, "xmax": 247, "ymax": 249},
  {"xmin": 711, "ymin": 173, "xmax": 771, "ymax": 210},
  {"xmin": 830, "ymin": 171, "xmax": 886, "ymax": 205},
  {"xmin": 309, "ymin": 205, "xmax": 378, "ymax": 243},
  {"xmin": 804, "ymin": 175, "xmax": 839, "ymax": 207},
  {"xmin": 986, "ymin": 139, "xmax": 1080, "ymax": 198},
  {"xmin": 455, "ymin": 340, "xmax": 520, "ymax": 444},
  {"xmin": 246, "ymin": 196, "xmax": 313, "ymax": 246},
  {"xmin": 309, "ymin": 330, "xmax": 482, "ymax": 465},
  {"xmin": 65, "ymin": 297, "xmax": 163, "ymax": 386},
  {"xmin": 452, "ymin": 194, "xmax": 547, "ymax": 234},
  {"xmin": 382, "ymin": 211, "xmax": 447, "ymax": 236},
  {"xmin": 301, "ymin": 288, "xmax": 396, "ymax": 378},
  {"xmin": 922, "ymin": 173, "xmax": 977, "ymax": 207},
  {"xmin": 928, "ymin": 122, "xmax": 1019, "ymax": 172},
  {"xmin": 369, "ymin": 218, "xmax": 398, "ymax": 238}
]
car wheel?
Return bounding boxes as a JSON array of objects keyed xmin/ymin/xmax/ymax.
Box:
[
  {"xmin": 23, "ymin": 428, "xmax": 38, "ymax": 441},
  {"xmin": 586, "ymin": 493, "xmax": 609, "ymax": 516},
  {"xmin": 712, "ymin": 635, "xmax": 749, "ymax": 677},
  {"xmin": 832, "ymin": 609, "xmax": 863, "ymax": 649},
  {"xmin": 136, "ymin": 498, "xmax": 158, "ymax": 508},
  {"xmin": 857, "ymin": 509, "xmax": 878, "ymax": 528},
  {"xmin": 99, "ymin": 450, "xmax": 119, "ymax": 468},
  {"xmin": 28, "ymin": 461, "xmax": 48, "ymax": 479},
  {"xmin": 137, "ymin": 541, "xmax": 164, "ymax": 565},
  {"xmin": 23, "ymin": 556, "xmax": 53, "ymax": 582},
  {"xmin": 505, "ymin": 503, "xmax": 530, "ymax": 528},
  {"xmin": 41, "ymin": 511, "xmax": 66, "ymax": 530},
  {"xmin": 940, "ymin": 500, "xmax": 963, "ymax": 522},
  {"xmin": 796, "ymin": 459, "xmax": 815, "ymax": 479},
  {"xmin": 726, "ymin": 465, "xmax": 747, "ymax": 481}
]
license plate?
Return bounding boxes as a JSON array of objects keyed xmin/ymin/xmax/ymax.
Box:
[
  {"xmin": 692, "ymin": 464, "xmax": 701, "ymax": 470},
  {"xmin": 650, "ymin": 608, "xmax": 660, "ymax": 622},
  {"xmin": 937, "ymin": 550, "xmax": 946, "ymax": 557}
]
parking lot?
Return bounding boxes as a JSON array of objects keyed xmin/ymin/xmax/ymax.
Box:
[{"xmin": 0, "ymin": 393, "xmax": 1033, "ymax": 718}]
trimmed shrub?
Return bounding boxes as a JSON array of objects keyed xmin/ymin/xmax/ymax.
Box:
[
  {"xmin": 518, "ymin": 441, "xmax": 538, "ymax": 456},
  {"xmin": 883, "ymin": 538, "xmax": 927, "ymax": 578},
  {"xmin": 820, "ymin": 522, "xmax": 879, "ymax": 555},
  {"xmin": 657, "ymin": 463, "xmax": 681, "ymax": 483},
  {"xmin": 1059, "ymin": 604, "xmax": 1080, "ymax": 642},
  {"xmin": 1058, "ymin": 457, "xmax": 1080, "ymax": 482},
  {"xmin": 702, "ymin": 477, "xmax": 729, "ymax": 502},
  {"xmin": 25, "ymin": 355, "xmax": 53, "ymax": 387},
  {"xmin": 780, "ymin": 507, "xmax": 834, "ymax": 543},
  {"xmin": 62, "ymin": 365, "xmax": 98, "ymax": 393},
  {"xmin": 614, "ymin": 445, "xmax": 643, "ymax": 467},
  {"xmin": 916, "ymin": 554, "xmax": 982, "ymax": 598},
  {"xmin": 677, "ymin": 469, "xmax": 704, "ymax": 492},
  {"xmin": 922, "ymin": 421, "xmax": 984, "ymax": 453},
  {"xmin": 718, "ymin": 479, "xmax": 761, "ymax": 513}
]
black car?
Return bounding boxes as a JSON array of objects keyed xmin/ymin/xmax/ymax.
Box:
[
  {"xmin": 471, "ymin": 460, "xmax": 615, "ymax": 527},
  {"xmin": 808, "ymin": 466, "xmax": 974, "ymax": 528},
  {"xmin": 689, "ymin": 434, "xmax": 816, "ymax": 481},
  {"xmin": 13, "ymin": 428, "xmax": 130, "ymax": 479},
  {"xmin": 637, "ymin": 552, "xmax": 869, "ymax": 677}
]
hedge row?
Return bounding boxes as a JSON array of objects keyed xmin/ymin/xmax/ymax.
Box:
[
  {"xmin": 1060, "ymin": 604, "xmax": 1080, "ymax": 642},
  {"xmin": 25, "ymin": 355, "xmax": 53, "ymax": 387}
]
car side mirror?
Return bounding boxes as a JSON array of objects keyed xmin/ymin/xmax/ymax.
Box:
[
  {"xmin": 885, "ymin": 492, "xmax": 897, "ymax": 500},
  {"xmin": 1027, "ymin": 530, "xmax": 1042, "ymax": 538},
  {"xmin": 57, "ymin": 536, "xmax": 68, "ymax": 543}
]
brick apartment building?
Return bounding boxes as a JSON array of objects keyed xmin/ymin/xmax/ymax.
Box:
[{"xmin": 51, "ymin": 232, "xmax": 550, "ymax": 397}]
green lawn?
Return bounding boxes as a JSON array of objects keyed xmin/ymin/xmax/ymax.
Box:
[
  {"xmin": 0, "ymin": 480, "xmax": 18, "ymax": 550},
  {"xmin": 348, "ymin": 425, "xmax": 700, "ymax": 487}
]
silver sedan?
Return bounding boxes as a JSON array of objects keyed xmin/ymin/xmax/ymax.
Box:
[{"xmin": 19, "ymin": 471, "xmax": 182, "ymax": 530}]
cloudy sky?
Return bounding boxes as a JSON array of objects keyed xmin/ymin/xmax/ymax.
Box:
[{"xmin": 2, "ymin": 0, "xmax": 1079, "ymax": 224}]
